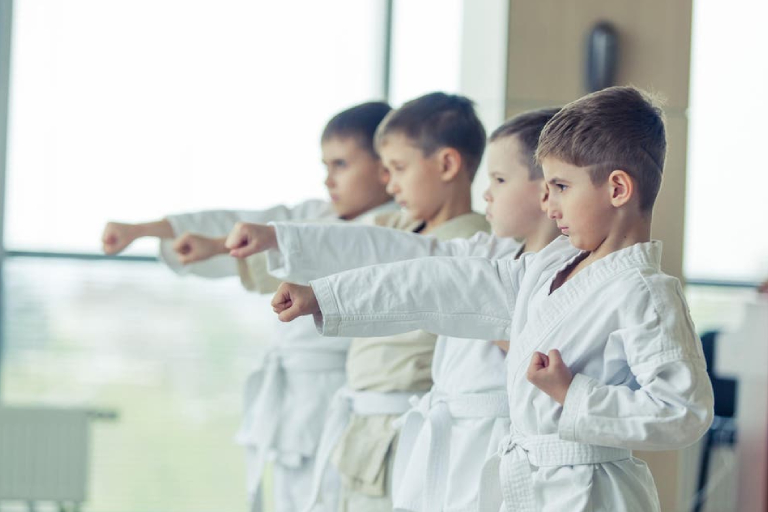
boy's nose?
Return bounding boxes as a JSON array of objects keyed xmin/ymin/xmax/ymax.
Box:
[
  {"xmin": 483, "ymin": 188, "xmax": 492, "ymax": 203},
  {"xmin": 386, "ymin": 179, "xmax": 398, "ymax": 195}
]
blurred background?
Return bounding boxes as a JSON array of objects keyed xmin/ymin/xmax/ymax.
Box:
[{"xmin": 0, "ymin": 1, "xmax": 765, "ymax": 511}]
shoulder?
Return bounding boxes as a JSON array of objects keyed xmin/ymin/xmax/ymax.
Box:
[
  {"xmin": 635, "ymin": 269, "xmax": 689, "ymax": 315},
  {"xmin": 292, "ymin": 199, "xmax": 336, "ymax": 220},
  {"xmin": 371, "ymin": 210, "xmax": 422, "ymax": 230},
  {"xmin": 432, "ymin": 212, "xmax": 490, "ymax": 240}
]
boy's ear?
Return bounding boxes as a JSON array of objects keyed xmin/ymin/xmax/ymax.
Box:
[
  {"xmin": 437, "ymin": 147, "xmax": 463, "ymax": 182},
  {"xmin": 608, "ymin": 170, "xmax": 634, "ymax": 208},
  {"xmin": 376, "ymin": 161, "xmax": 390, "ymax": 186},
  {"xmin": 539, "ymin": 181, "xmax": 549, "ymax": 211}
]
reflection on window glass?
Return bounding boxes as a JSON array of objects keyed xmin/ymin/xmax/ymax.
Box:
[
  {"xmin": 5, "ymin": 0, "xmax": 387, "ymax": 254},
  {"xmin": 2, "ymin": 257, "xmax": 271, "ymax": 512}
]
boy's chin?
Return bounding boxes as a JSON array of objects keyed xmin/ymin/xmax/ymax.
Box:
[
  {"xmin": 403, "ymin": 206, "xmax": 424, "ymax": 221},
  {"xmin": 332, "ymin": 204, "xmax": 353, "ymax": 219},
  {"xmin": 568, "ymin": 235, "xmax": 597, "ymax": 252}
]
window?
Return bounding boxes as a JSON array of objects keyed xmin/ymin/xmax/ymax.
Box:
[
  {"xmin": 5, "ymin": 0, "xmax": 388, "ymax": 255},
  {"xmin": 685, "ymin": 0, "xmax": 768, "ymax": 283},
  {"xmin": 388, "ymin": 0, "xmax": 463, "ymax": 107},
  {"xmin": 1, "ymin": 2, "xmax": 388, "ymax": 511}
]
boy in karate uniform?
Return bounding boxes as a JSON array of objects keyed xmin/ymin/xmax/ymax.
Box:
[
  {"xmin": 225, "ymin": 108, "xmax": 563, "ymax": 512},
  {"xmin": 269, "ymin": 87, "xmax": 715, "ymax": 512},
  {"xmin": 229, "ymin": 92, "xmax": 490, "ymax": 512},
  {"xmin": 101, "ymin": 101, "xmax": 395, "ymax": 512}
]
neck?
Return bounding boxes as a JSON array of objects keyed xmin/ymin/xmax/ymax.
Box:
[
  {"xmin": 586, "ymin": 213, "xmax": 652, "ymax": 263},
  {"xmin": 523, "ymin": 219, "xmax": 562, "ymax": 253},
  {"xmin": 422, "ymin": 187, "xmax": 473, "ymax": 234},
  {"xmin": 343, "ymin": 195, "xmax": 393, "ymax": 221},
  {"xmin": 556, "ymin": 212, "xmax": 652, "ymax": 290}
]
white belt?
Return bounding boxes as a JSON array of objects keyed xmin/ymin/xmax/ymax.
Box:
[
  {"xmin": 392, "ymin": 390, "xmax": 509, "ymax": 512},
  {"xmin": 301, "ymin": 386, "xmax": 421, "ymax": 512},
  {"xmin": 234, "ymin": 348, "xmax": 347, "ymax": 512},
  {"xmin": 478, "ymin": 433, "xmax": 632, "ymax": 512}
]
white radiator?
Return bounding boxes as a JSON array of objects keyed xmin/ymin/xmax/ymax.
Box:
[{"xmin": 0, "ymin": 407, "xmax": 114, "ymax": 506}]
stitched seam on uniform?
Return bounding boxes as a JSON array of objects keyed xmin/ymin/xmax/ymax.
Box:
[
  {"xmin": 559, "ymin": 373, "xmax": 592, "ymax": 442},
  {"xmin": 630, "ymin": 349, "xmax": 704, "ymax": 373},
  {"xmin": 311, "ymin": 279, "xmax": 342, "ymax": 335}
]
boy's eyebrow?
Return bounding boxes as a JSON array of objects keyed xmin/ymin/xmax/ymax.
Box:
[{"xmin": 547, "ymin": 177, "xmax": 569, "ymax": 184}]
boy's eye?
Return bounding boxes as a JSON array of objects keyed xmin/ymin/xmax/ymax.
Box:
[
  {"xmin": 556, "ymin": 183, "xmax": 567, "ymax": 191},
  {"xmin": 495, "ymin": 177, "xmax": 505, "ymax": 184}
]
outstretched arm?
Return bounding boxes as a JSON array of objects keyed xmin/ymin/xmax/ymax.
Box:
[
  {"xmin": 102, "ymin": 220, "xmax": 174, "ymax": 255},
  {"xmin": 262, "ymin": 222, "xmax": 520, "ymax": 285},
  {"xmin": 271, "ymin": 255, "xmax": 521, "ymax": 341}
]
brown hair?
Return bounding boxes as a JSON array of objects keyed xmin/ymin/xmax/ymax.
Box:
[
  {"xmin": 489, "ymin": 107, "xmax": 561, "ymax": 180},
  {"xmin": 374, "ymin": 92, "xmax": 486, "ymax": 180},
  {"xmin": 536, "ymin": 86, "xmax": 666, "ymax": 211},
  {"xmin": 321, "ymin": 101, "xmax": 392, "ymax": 158}
]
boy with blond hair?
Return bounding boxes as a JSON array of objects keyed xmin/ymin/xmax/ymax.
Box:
[{"xmin": 270, "ymin": 87, "xmax": 714, "ymax": 512}]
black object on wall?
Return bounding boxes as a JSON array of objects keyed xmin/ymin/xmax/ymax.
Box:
[{"xmin": 586, "ymin": 22, "xmax": 619, "ymax": 93}]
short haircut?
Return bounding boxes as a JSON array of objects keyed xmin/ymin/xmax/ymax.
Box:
[
  {"xmin": 536, "ymin": 86, "xmax": 666, "ymax": 211},
  {"xmin": 374, "ymin": 92, "xmax": 486, "ymax": 180},
  {"xmin": 489, "ymin": 107, "xmax": 561, "ymax": 180},
  {"xmin": 321, "ymin": 101, "xmax": 393, "ymax": 158}
]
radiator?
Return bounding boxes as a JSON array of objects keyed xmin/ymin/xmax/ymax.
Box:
[{"xmin": 0, "ymin": 407, "xmax": 106, "ymax": 505}]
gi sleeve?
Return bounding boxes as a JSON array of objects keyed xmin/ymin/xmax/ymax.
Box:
[
  {"xmin": 559, "ymin": 275, "xmax": 715, "ymax": 450},
  {"xmin": 309, "ymin": 255, "xmax": 524, "ymax": 341},
  {"xmin": 159, "ymin": 200, "xmax": 333, "ymax": 279},
  {"xmin": 267, "ymin": 223, "xmax": 522, "ymax": 285}
]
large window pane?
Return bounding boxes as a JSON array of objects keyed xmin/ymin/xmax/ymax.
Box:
[
  {"xmin": 1, "ymin": 2, "xmax": 388, "ymax": 511},
  {"xmin": 5, "ymin": 0, "xmax": 387, "ymax": 255},
  {"xmin": 2, "ymin": 258, "xmax": 268, "ymax": 511},
  {"xmin": 685, "ymin": 0, "xmax": 768, "ymax": 282}
]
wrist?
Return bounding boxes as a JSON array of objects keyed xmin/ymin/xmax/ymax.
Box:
[
  {"xmin": 553, "ymin": 375, "xmax": 574, "ymax": 405},
  {"xmin": 136, "ymin": 220, "xmax": 174, "ymax": 239},
  {"xmin": 214, "ymin": 237, "xmax": 229, "ymax": 255},
  {"xmin": 266, "ymin": 226, "xmax": 278, "ymax": 250}
]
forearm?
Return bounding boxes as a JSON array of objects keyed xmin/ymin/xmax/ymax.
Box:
[
  {"xmin": 559, "ymin": 358, "xmax": 714, "ymax": 450},
  {"xmin": 311, "ymin": 256, "xmax": 517, "ymax": 341},
  {"xmin": 159, "ymin": 229, "xmax": 234, "ymax": 278},
  {"xmin": 134, "ymin": 219, "xmax": 175, "ymax": 239},
  {"xmin": 268, "ymin": 223, "xmax": 511, "ymax": 284}
]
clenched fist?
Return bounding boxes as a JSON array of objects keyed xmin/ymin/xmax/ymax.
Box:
[
  {"xmin": 271, "ymin": 282, "xmax": 320, "ymax": 322},
  {"xmin": 102, "ymin": 222, "xmax": 140, "ymax": 255},
  {"xmin": 173, "ymin": 233, "xmax": 227, "ymax": 265},
  {"xmin": 526, "ymin": 349, "xmax": 573, "ymax": 405},
  {"xmin": 225, "ymin": 222, "xmax": 278, "ymax": 259}
]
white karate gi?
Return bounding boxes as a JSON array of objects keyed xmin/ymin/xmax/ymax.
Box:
[
  {"xmin": 277, "ymin": 211, "xmax": 489, "ymax": 512},
  {"xmin": 160, "ymin": 199, "xmax": 397, "ymax": 512},
  {"xmin": 267, "ymin": 224, "xmax": 523, "ymax": 512},
  {"xmin": 298, "ymin": 235, "xmax": 715, "ymax": 512}
]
